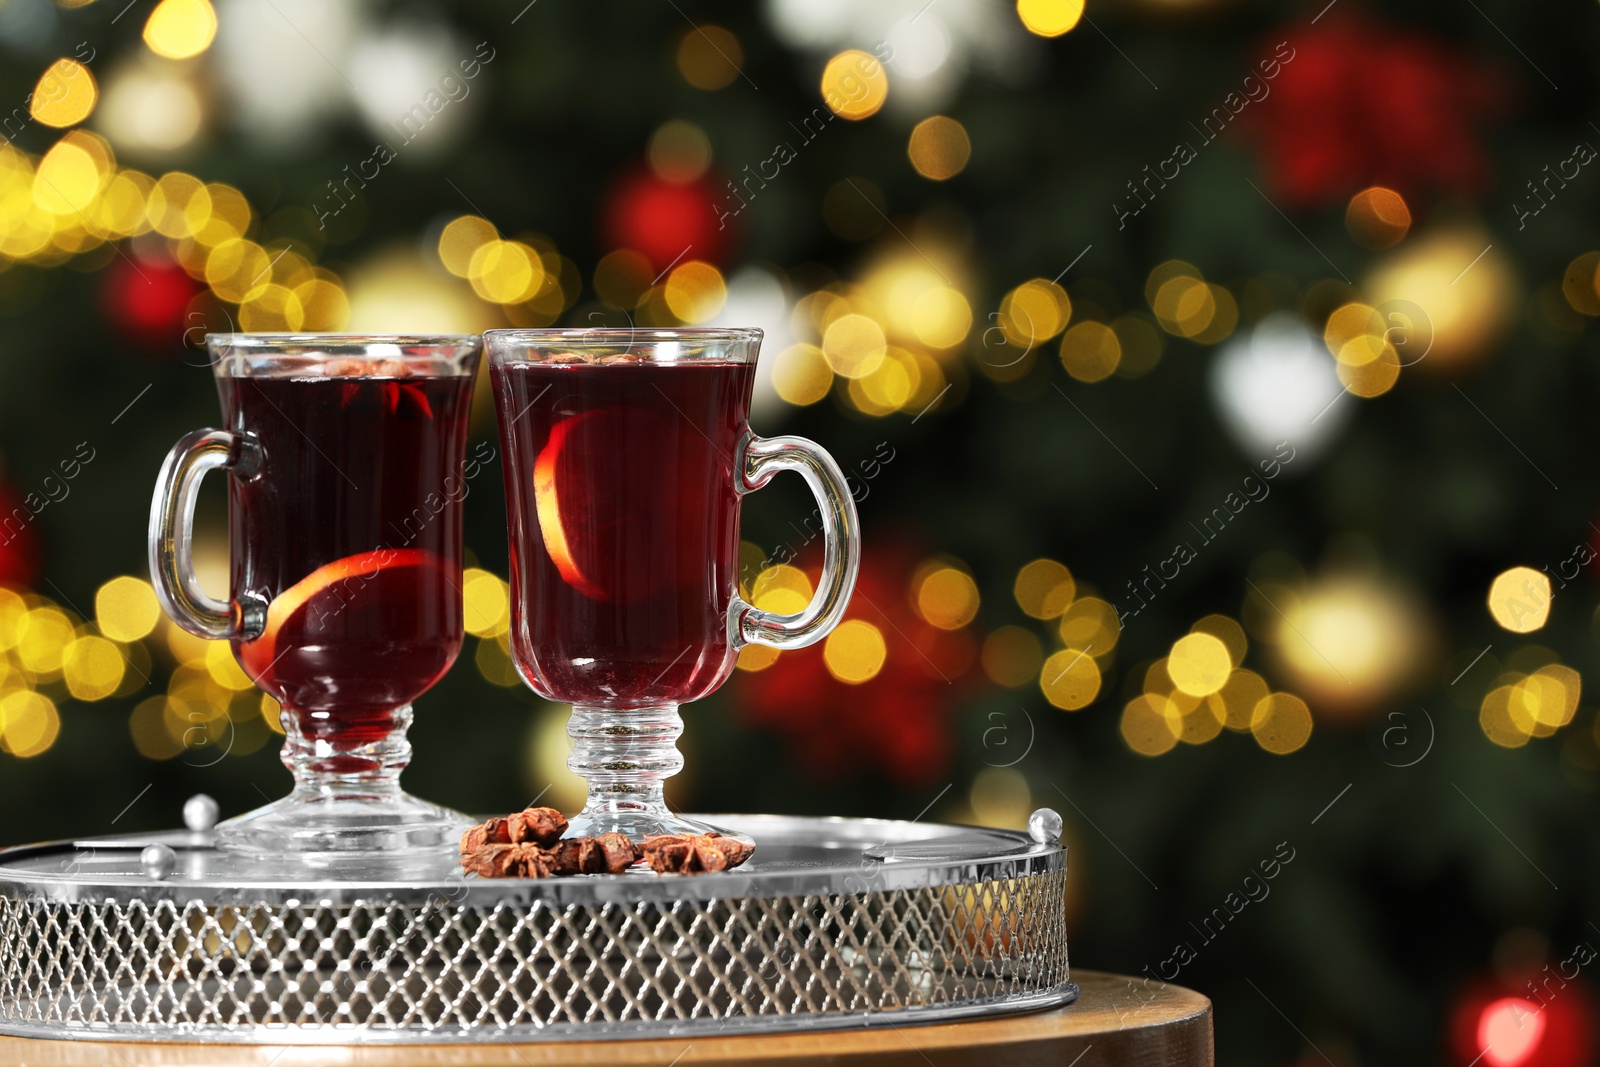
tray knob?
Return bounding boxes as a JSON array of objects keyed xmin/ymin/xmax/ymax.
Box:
[
  {"xmin": 184, "ymin": 794, "xmax": 219, "ymax": 832},
  {"xmin": 1028, "ymin": 807, "xmax": 1063, "ymax": 846},
  {"xmin": 139, "ymin": 844, "xmax": 177, "ymax": 880}
]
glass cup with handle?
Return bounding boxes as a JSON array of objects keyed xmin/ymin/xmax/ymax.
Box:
[
  {"xmin": 487, "ymin": 327, "xmax": 860, "ymax": 844},
  {"xmin": 149, "ymin": 333, "xmax": 481, "ymax": 857}
]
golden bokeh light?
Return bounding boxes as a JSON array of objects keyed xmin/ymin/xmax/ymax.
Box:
[
  {"xmin": 1191, "ymin": 614, "xmax": 1247, "ymax": 667},
  {"xmin": 1208, "ymin": 668, "xmax": 1269, "ymax": 732},
  {"xmin": 462, "ymin": 568, "xmax": 511, "ymax": 638},
  {"xmin": 1167, "ymin": 633, "xmax": 1232, "ymax": 697},
  {"xmin": 1479, "ymin": 684, "xmax": 1531, "ymax": 749},
  {"xmin": 1058, "ymin": 595, "xmax": 1120, "ymax": 653},
  {"xmin": 92, "ymin": 170, "xmax": 155, "ymax": 237},
  {"xmin": 0, "ymin": 690, "xmax": 60, "ymax": 757},
  {"xmin": 981, "ymin": 626, "xmax": 1044, "ymax": 687},
  {"xmin": 1337, "ymin": 338, "xmax": 1402, "ymax": 398},
  {"xmin": 969, "ymin": 766, "xmax": 1032, "ymax": 828},
  {"xmin": 677, "ymin": 25, "xmax": 744, "ymax": 91},
  {"xmin": 1488, "ymin": 566, "xmax": 1551, "ymax": 633},
  {"xmin": 771, "ymin": 343, "xmax": 833, "ymax": 406},
  {"xmin": 294, "ymin": 278, "xmax": 350, "ymax": 330},
  {"xmin": 1323, "ymin": 300, "xmax": 1407, "ymax": 397},
  {"xmin": 1561, "ymin": 252, "xmax": 1600, "ymax": 317},
  {"xmin": 469, "ymin": 239, "xmax": 545, "ymax": 304},
  {"xmin": 1251, "ymin": 692, "xmax": 1313, "ymax": 754},
  {"xmin": 1144, "ymin": 260, "xmax": 1200, "ymax": 305},
  {"xmin": 822, "ymin": 313, "xmax": 888, "ymax": 378},
  {"xmin": 910, "ymin": 286, "xmax": 972, "ymax": 349},
  {"xmin": 1017, "ymin": 0, "xmax": 1085, "ymax": 36},
  {"xmin": 149, "ymin": 172, "xmax": 212, "ymax": 239},
  {"xmin": 204, "ymin": 182, "xmax": 250, "ymax": 236},
  {"xmin": 475, "ymin": 633, "xmax": 522, "ymax": 688},
  {"xmin": 823, "ymin": 619, "xmax": 887, "ymax": 683},
  {"xmin": 1113, "ymin": 315, "xmax": 1163, "ymax": 377},
  {"xmin": 1191, "ymin": 285, "xmax": 1238, "ymax": 344},
  {"xmin": 165, "ymin": 618, "xmax": 209, "ymax": 665},
  {"xmin": 1177, "ymin": 697, "xmax": 1225, "ymax": 745},
  {"xmin": 1014, "ymin": 559, "xmax": 1075, "ymax": 620},
  {"xmin": 95, "ymin": 576, "xmax": 160, "ymax": 642},
  {"xmin": 1040, "ymin": 648, "xmax": 1101, "ymax": 710},
  {"xmin": 736, "ymin": 644, "xmax": 780, "ymax": 672},
  {"xmin": 1324, "ymin": 302, "xmax": 1381, "ymax": 357},
  {"xmin": 1058, "ymin": 321, "xmax": 1121, "ymax": 382},
  {"xmin": 648, "ymin": 119, "xmax": 713, "ymax": 184},
  {"xmin": 62, "ymin": 635, "xmax": 124, "ymax": 701},
  {"xmin": 1151, "ymin": 275, "xmax": 1236, "ymax": 343},
  {"xmin": 1364, "ymin": 228, "xmax": 1511, "ymax": 369},
  {"xmin": 30, "ymin": 59, "xmax": 97, "ymax": 128},
  {"xmin": 821, "ymin": 50, "xmax": 889, "ymax": 121},
  {"xmin": 916, "ymin": 567, "xmax": 980, "ymax": 630},
  {"xmin": 1273, "ymin": 575, "xmax": 1429, "ymax": 714},
  {"xmin": 1508, "ymin": 665, "xmax": 1580, "ymax": 732},
  {"xmin": 143, "ymin": 0, "xmax": 218, "ymax": 59},
  {"xmin": 130, "ymin": 695, "xmax": 182, "ymax": 760},
  {"xmin": 17, "ymin": 607, "xmax": 74, "ymax": 676},
  {"xmin": 261, "ymin": 693, "xmax": 284, "ymax": 734},
  {"xmin": 203, "ymin": 639, "xmax": 253, "ymax": 691},
  {"xmin": 848, "ymin": 347, "xmax": 921, "ymax": 415},
  {"xmin": 238, "ymin": 283, "xmax": 305, "ymax": 332},
  {"xmin": 663, "ymin": 260, "xmax": 727, "ymax": 323},
  {"xmin": 437, "ymin": 215, "xmax": 497, "ymax": 278},
  {"xmin": 33, "ymin": 136, "xmax": 106, "ymax": 216},
  {"xmin": 1345, "ymin": 186, "xmax": 1411, "ymax": 250},
  {"xmin": 907, "ymin": 116, "xmax": 971, "ymax": 181},
  {"xmin": 752, "ymin": 564, "xmax": 813, "ymax": 615},
  {"xmin": 998, "ymin": 278, "xmax": 1070, "ymax": 348},
  {"xmin": 1121, "ymin": 694, "xmax": 1179, "ymax": 756},
  {"xmin": 593, "ymin": 248, "xmax": 654, "ymax": 308},
  {"xmin": 0, "ymin": 589, "xmax": 27, "ymax": 651}
]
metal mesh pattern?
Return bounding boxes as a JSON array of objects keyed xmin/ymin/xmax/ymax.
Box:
[{"xmin": 0, "ymin": 870, "xmax": 1069, "ymax": 1039}]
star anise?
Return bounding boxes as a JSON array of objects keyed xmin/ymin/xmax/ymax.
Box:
[
  {"xmin": 459, "ymin": 807, "xmax": 568, "ymax": 854},
  {"xmin": 640, "ymin": 832, "xmax": 755, "ymax": 875}
]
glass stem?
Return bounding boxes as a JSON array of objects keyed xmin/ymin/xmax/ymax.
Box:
[
  {"xmin": 280, "ymin": 704, "xmax": 413, "ymax": 802},
  {"xmin": 567, "ymin": 704, "xmax": 683, "ymax": 822}
]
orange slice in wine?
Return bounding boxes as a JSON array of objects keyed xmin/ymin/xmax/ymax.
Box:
[
  {"xmin": 533, "ymin": 411, "xmax": 611, "ymax": 601},
  {"xmin": 237, "ymin": 548, "xmax": 448, "ymax": 687},
  {"xmin": 532, "ymin": 407, "xmax": 718, "ymax": 603}
]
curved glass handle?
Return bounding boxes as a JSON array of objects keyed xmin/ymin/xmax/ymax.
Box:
[
  {"xmin": 732, "ymin": 434, "xmax": 861, "ymax": 650},
  {"xmin": 148, "ymin": 428, "xmax": 265, "ymax": 641}
]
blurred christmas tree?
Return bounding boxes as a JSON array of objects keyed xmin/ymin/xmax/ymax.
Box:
[{"xmin": 2, "ymin": 0, "xmax": 1599, "ymax": 1062}]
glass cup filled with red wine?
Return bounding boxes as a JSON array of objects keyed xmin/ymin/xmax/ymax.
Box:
[
  {"xmin": 487, "ymin": 328, "xmax": 861, "ymax": 843},
  {"xmin": 149, "ymin": 334, "xmax": 481, "ymax": 857}
]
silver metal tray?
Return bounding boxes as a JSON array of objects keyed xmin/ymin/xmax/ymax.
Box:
[{"xmin": 0, "ymin": 812, "xmax": 1074, "ymax": 1044}]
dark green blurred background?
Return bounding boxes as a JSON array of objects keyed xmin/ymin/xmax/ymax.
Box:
[{"xmin": 1, "ymin": 0, "xmax": 1597, "ymax": 1062}]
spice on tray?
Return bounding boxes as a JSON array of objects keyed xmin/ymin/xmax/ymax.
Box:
[
  {"xmin": 641, "ymin": 832, "xmax": 755, "ymax": 875},
  {"xmin": 459, "ymin": 810, "xmax": 753, "ymax": 878},
  {"xmin": 459, "ymin": 807, "xmax": 568, "ymax": 854}
]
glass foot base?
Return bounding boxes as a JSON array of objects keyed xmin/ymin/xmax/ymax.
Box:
[
  {"xmin": 563, "ymin": 809, "xmax": 752, "ymax": 847},
  {"xmin": 216, "ymin": 791, "xmax": 474, "ymax": 862}
]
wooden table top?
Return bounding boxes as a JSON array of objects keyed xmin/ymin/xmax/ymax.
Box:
[{"xmin": 0, "ymin": 970, "xmax": 1212, "ymax": 1066}]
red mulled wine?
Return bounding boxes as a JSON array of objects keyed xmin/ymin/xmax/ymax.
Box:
[
  {"xmin": 492, "ymin": 360, "xmax": 756, "ymax": 707},
  {"xmin": 224, "ymin": 375, "xmax": 472, "ymax": 746}
]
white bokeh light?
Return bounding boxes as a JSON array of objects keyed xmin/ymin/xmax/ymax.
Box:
[
  {"xmin": 709, "ymin": 265, "xmax": 795, "ymax": 424},
  {"xmin": 1210, "ymin": 312, "xmax": 1350, "ymax": 466},
  {"xmin": 214, "ymin": 0, "xmax": 363, "ymax": 145}
]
